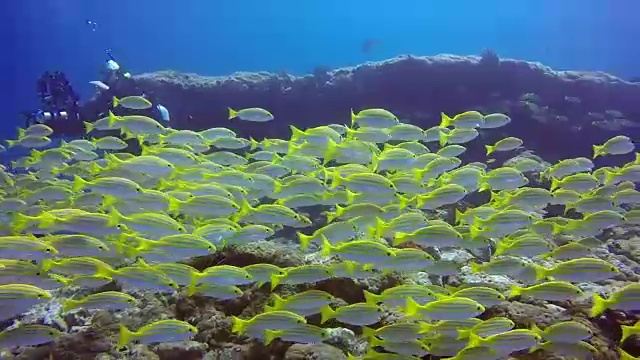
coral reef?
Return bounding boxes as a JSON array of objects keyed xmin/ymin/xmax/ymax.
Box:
[{"xmin": 84, "ymin": 54, "xmax": 640, "ymax": 162}]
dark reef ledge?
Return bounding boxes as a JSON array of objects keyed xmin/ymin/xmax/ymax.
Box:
[{"xmin": 84, "ymin": 54, "xmax": 640, "ymax": 160}]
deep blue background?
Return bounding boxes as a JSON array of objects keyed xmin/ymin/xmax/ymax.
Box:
[{"xmin": 4, "ymin": 0, "xmax": 639, "ymax": 139}]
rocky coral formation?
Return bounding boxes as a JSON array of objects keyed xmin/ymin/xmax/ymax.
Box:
[{"xmin": 84, "ymin": 54, "xmax": 640, "ymax": 163}]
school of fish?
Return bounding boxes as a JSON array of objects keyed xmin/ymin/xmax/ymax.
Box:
[{"xmin": 0, "ymin": 96, "xmax": 639, "ymax": 359}]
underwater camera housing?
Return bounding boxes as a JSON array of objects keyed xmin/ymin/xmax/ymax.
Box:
[{"xmin": 22, "ymin": 71, "xmax": 85, "ymax": 135}]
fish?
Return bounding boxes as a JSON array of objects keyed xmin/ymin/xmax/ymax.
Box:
[
  {"xmin": 113, "ymin": 95, "xmax": 152, "ymax": 110},
  {"xmin": 228, "ymin": 107, "xmax": 274, "ymax": 122},
  {"xmin": 117, "ymin": 320, "xmax": 197, "ymax": 348},
  {"xmin": 89, "ymin": 80, "xmax": 110, "ymax": 90}
]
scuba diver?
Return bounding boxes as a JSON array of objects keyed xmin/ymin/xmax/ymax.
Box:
[
  {"xmin": 22, "ymin": 71, "xmax": 84, "ymax": 135},
  {"xmin": 22, "ymin": 46, "xmax": 171, "ymax": 135}
]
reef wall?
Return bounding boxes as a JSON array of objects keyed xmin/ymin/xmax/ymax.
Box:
[{"xmin": 83, "ymin": 53, "xmax": 640, "ymax": 162}]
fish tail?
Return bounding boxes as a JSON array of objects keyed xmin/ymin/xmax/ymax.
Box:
[
  {"xmin": 5, "ymin": 139, "xmax": 16, "ymax": 148},
  {"xmin": 72, "ymin": 175, "xmax": 88, "ymax": 192},
  {"xmin": 404, "ymin": 297, "xmax": 420, "ymax": 317},
  {"xmin": 39, "ymin": 212, "xmax": 58, "ymax": 229},
  {"xmin": 551, "ymin": 223, "xmax": 564, "ymax": 236},
  {"xmin": 83, "ymin": 121, "xmax": 95, "ymax": 134},
  {"xmin": 533, "ymin": 264, "xmax": 549, "ymax": 281},
  {"xmin": 478, "ymin": 179, "xmax": 491, "ymax": 192},
  {"xmin": 350, "ymin": 108, "xmax": 357, "ymax": 126},
  {"xmin": 363, "ymin": 290, "xmax": 381, "ymax": 305},
  {"xmin": 330, "ymin": 170, "xmax": 343, "ymax": 190},
  {"xmin": 100, "ymin": 195, "xmax": 118, "ymax": 210},
  {"xmin": 320, "ymin": 235, "xmax": 334, "ymax": 256},
  {"xmin": 454, "ymin": 208, "xmax": 465, "ymax": 225},
  {"xmin": 17, "ymin": 127, "xmax": 25, "ymax": 139},
  {"xmin": 440, "ymin": 112, "xmax": 452, "ymax": 128},
  {"xmin": 323, "ymin": 138, "xmax": 338, "ymax": 165},
  {"xmin": 297, "ymin": 232, "xmax": 314, "ymax": 251},
  {"xmin": 106, "ymin": 206, "xmax": 124, "ymax": 227},
  {"xmin": 107, "ymin": 111, "xmax": 120, "ymax": 129},
  {"xmin": 370, "ymin": 153, "xmax": 379, "ymax": 172},
  {"xmin": 467, "ymin": 332, "xmax": 482, "ymax": 348},
  {"xmin": 399, "ymin": 195, "xmax": 413, "ymax": 210},
  {"xmin": 603, "ymin": 169, "xmax": 617, "ymax": 185},
  {"xmin": 319, "ymin": 305, "xmax": 335, "ymax": 324},
  {"xmin": 392, "ymin": 232, "xmax": 407, "ymax": 246},
  {"xmin": 485, "ymin": 144, "xmax": 494, "ymax": 156},
  {"xmin": 530, "ymin": 323, "xmax": 543, "ymax": 337},
  {"xmin": 493, "ymin": 241, "xmax": 506, "ymax": 257},
  {"xmin": 248, "ymin": 137, "xmax": 259, "ymax": 150},
  {"xmin": 167, "ymin": 197, "xmax": 182, "ymax": 213},
  {"xmin": 231, "ymin": 316, "xmax": 247, "ymax": 334},
  {"xmin": 438, "ymin": 131, "xmax": 448, "ymax": 147},
  {"xmin": 289, "ymin": 125, "xmax": 304, "ymax": 142},
  {"xmin": 550, "ymin": 177, "xmax": 561, "ymax": 191},
  {"xmin": 264, "ymin": 329, "xmax": 280, "ymax": 345},
  {"xmin": 621, "ymin": 325, "xmax": 636, "ymax": 343},
  {"xmin": 12, "ymin": 213, "xmax": 32, "ymax": 233},
  {"xmin": 456, "ymin": 329, "xmax": 471, "ymax": 340},
  {"xmin": 361, "ymin": 326, "xmax": 376, "ymax": 339},
  {"xmin": 592, "ymin": 144, "xmax": 602, "ymax": 159},
  {"xmin": 509, "ymin": 285, "xmax": 524, "ymax": 298},
  {"xmin": 112, "ymin": 96, "xmax": 120, "ymax": 108},
  {"xmin": 135, "ymin": 257, "xmax": 150, "ymax": 268},
  {"xmin": 345, "ymin": 189, "xmax": 356, "ymax": 205},
  {"xmin": 469, "ymin": 261, "xmax": 482, "ymax": 274},
  {"xmin": 117, "ymin": 323, "xmax": 134, "ymax": 348},
  {"xmin": 62, "ymin": 299, "xmax": 81, "ymax": 312},
  {"xmin": 469, "ymin": 224, "xmax": 483, "ymax": 239},
  {"xmin": 270, "ymin": 273, "xmax": 282, "ymax": 290},
  {"xmin": 228, "ymin": 107, "xmax": 237, "ymax": 120},
  {"xmin": 270, "ymin": 293, "xmax": 285, "ymax": 310},
  {"xmin": 237, "ymin": 198, "xmax": 253, "ymax": 218},
  {"xmin": 373, "ymin": 217, "xmax": 386, "ymax": 238},
  {"xmin": 590, "ymin": 292, "xmax": 608, "ymax": 317},
  {"xmin": 287, "ymin": 141, "xmax": 301, "ymax": 156}
]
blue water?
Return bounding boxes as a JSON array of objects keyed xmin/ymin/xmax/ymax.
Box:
[{"xmin": 4, "ymin": 0, "xmax": 639, "ymax": 139}]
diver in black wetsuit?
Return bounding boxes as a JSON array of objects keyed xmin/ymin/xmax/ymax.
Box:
[{"xmin": 23, "ymin": 71, "xmax": 84, "ymax": 135}]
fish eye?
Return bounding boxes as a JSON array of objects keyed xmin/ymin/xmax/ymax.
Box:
[
  {"xmin": 386, "ymin": 252, "xmax": 393, "ymax": 256},
  {"xmin": 35, "ymin": 271, "xmax": 42, "ymax": 276},
  {"xmin": 296, "ymin": 319, "xmax": 304, "ymax": 324},
  {"xmin": 135, "ymin": 188, "xmax": 142, "ymax": 193},
  {"xmin": 476, "ymin": 306, "xmax": 483, "ymax": 311},
  {"xmin": 376, "ymin": 307, "xmax": 383, "ymax": 312},
  {"xmin": 189, "ymin": 327, "xmax": 196, "ymax": 333},
  {"xmin": 321, "ymin": 331, "xmax": 328, "ymax": 338},
  {"xmin": 178, "ymin": 227, "xmax": 186, "ymax": 232},
  {"xmin": 98, "ymin": 246, "xmax": 106, "ymax": 250},
  {"xmin": 245, "ymin": 274, "xmax": 251, "ymax": 279},
  {"xmin": 45, "ymin": 248, "xmax": 52, "ymax": 253},
  {"xmin": 37, "ymin": 294, "xmax": 44, "ymax": 298},
  {"xmin": 49, "ymin": 331, "xmax": 55, "ymax": 336}
]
